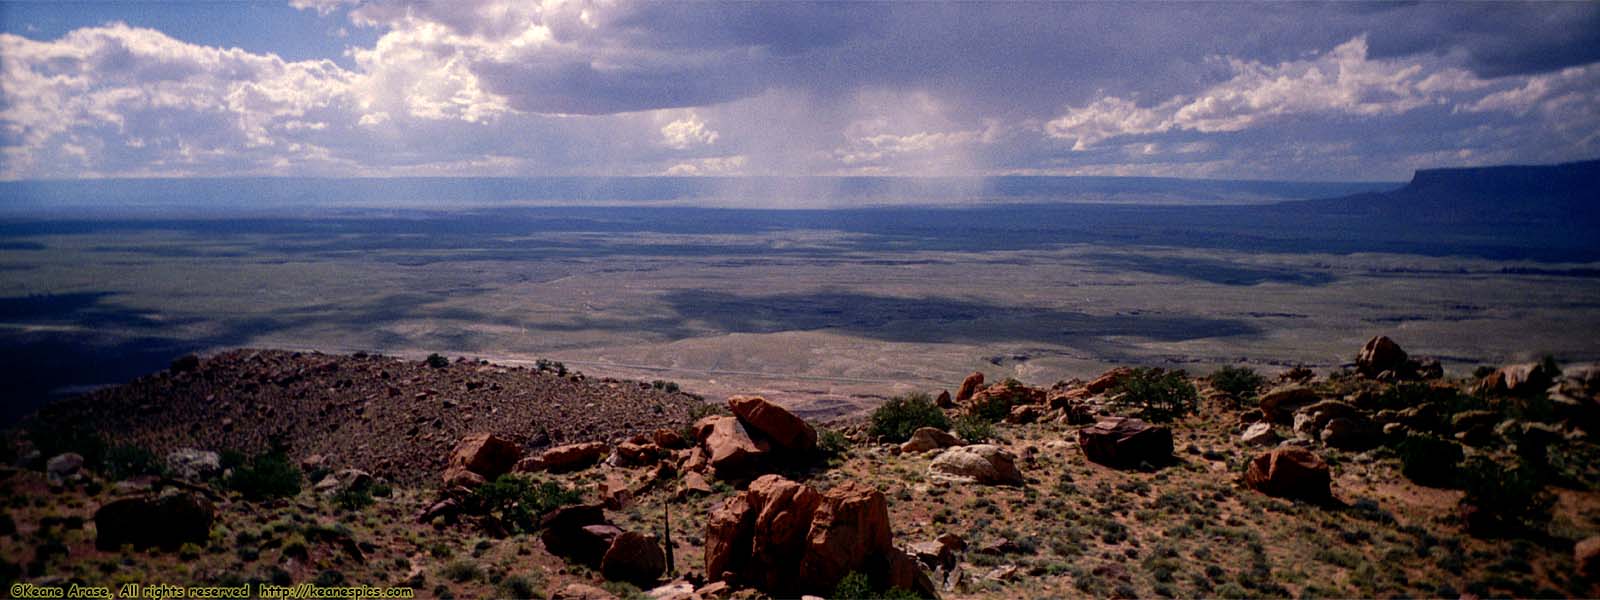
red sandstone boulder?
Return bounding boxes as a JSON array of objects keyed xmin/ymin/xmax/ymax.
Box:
[
  {"xmin": 539, "ymin": 504, "xmax": 611, "ymax": 565},
  {"xmin": 653, "ymin": 428, "xmax": 689, "ymax": 449},
  {"xmin": 94, "ymin": 491, "xmax": 215, "ymax": 551},
  {"xmin": 798, "ymin": 481, "xmax": 895, "ymax": 591},
  {"xmin": 615, "ymin": 437, "xmax": 665, "ymax": 467},
  {"xmin": 1259, "ymin": 385, "xmax": 1320, "ymax": 423},
  {"xmin": 1077, "ymin": 417, "xmax": 1173, "ymax": 468},
  {"xmin": 1478, "ymin": 362, "xmax": 1558, "ymax": 396},
  {"xmin": 705, "ymin": 475, "xmax": 822, "ymax": 590},
  {"xmin": 442, "ymin": 433, "xmax": 522, "ymax": 486},
  {"xmin": 955, "ymin": 372, "xmax": 985, "ymax": 403},
  {"xmin": 693, "ymin": 416, "xmax": 721, "ymax": 444},
  {"xmin": 704, "ymin": 475, "xmax": 936, "ymax": 598},
  {"xmin": 1007, "ymin": 403, "xmax": 1045, "ymax": 424},
  {"xmin": 1085, "ymin": 367, "xmax": 1134, "ymax": 394},
  {"xmin": 1245, "ymin": 447, "xmax": 1331, "ymax": 501},
  {"xmin": 728, "ymin": 395, "xmax": 817, "ymax": 453},
  {"xmin": 601, "ymin": 531, "xmax": 667, "ymax": 587},
  {"xmin": 1577, "ymin": 536, "xmax": 1600, "ymax": 581},
  {"xmin": 703, "ymin": 416, "xmax": 772, "ymax": 478},
  {"xmin": 1356, "ymin": 336, "xmax": 1408, "ymax": 377},
  {"xmin": 900, "ymin": 427, "xmax": 960, "ymax": 454},
  {"xmin": 519, "ymin": 442, "xmax": 608, "ymax": 473}
]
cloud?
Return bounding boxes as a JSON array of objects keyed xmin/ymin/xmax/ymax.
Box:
[
  {"xmin": 0, "ymin": 23, "xmax": 358, "ymax": 178},
  {"xmin": 663, "ymin": 155, "xmax": 745, "ymax": 176},
  {"xmin": 1, "ymin": 3, "xmax": 1597, "ymax": 181},
  {"xmin": 660, "ymin": 114, "xmax": 718, "ymax": 149},
  {"xmin": 1046, "ymin": 37, "xmax": 1492, "ymax": 149}
]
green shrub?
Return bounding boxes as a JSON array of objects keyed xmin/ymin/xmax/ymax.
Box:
[
  {"xmin": 314, "ymin": 569, "xmax": 345, "ymax": 587},
  {"xmin": 687, "ymin": 401, "xmax": 730, "ymax": 421},
  {"xmin": 1112, "ymin": 368, "xmax": 1197, "ymax": 422},
  {"xmin": 1375, "ymin": 382, "xmax": 1485, "ymax": 418},
  {"xmin": 467, "ymin": 476, "xmax": 583, "ymax": 534},
  {"xmin": 219, "ymin": 449, "xmax": 248, "ymax": 470},
  {"xmin": 1396, "ymin": 434, "xmax": 1463, "ymax": 488},
  {"xmin": 817, "ymin": 428, "xmax": 850, "ymax": 460},
  {"xmin": 24, "ymin": 422, "xmax": 106, "ymax": 469},
  {"xmin": 500, "ymin": 573, "xmax": 543, "ymax": 599},
  {"xmin": 333, "ymin": 486, "xmax": 375, "ymax": 511},
  {"xmin": 280, "ymin": 533, "xmax": 309, "ymax": 559},
  {"xmin": 1209, "ymin": 365, "xmax": 1266, "ymax": 402},
  {"xmin": 225, "ymin": 451, "xmax": 302, "ymax": 501},
  {"xmin": 1459, "ymin": 456, "xmax": 1553, "ymax": 529},
  {"xmin": 833, "ymin": 572, "xmax": 873, "ymax": 599},
  {"xmin": 831, "ymin": 571, "xmax": 923, "ymax": 599},
  {"xmin": 535, "ymin": 358, "xmax": 567, "ymax": 376},
  {"xmin": 953, "ymin": 414, "xmax": 994, "ymax": 443},
  {"xmin": 869, "ymin": 393, "xmax": 951, "ymax": 442},
  {"xmin": 103, "ymin": 445, "xmax": 165, "ymax": 480},
  {"xmin": 425, "ymin": 353, "xmax": 450, "ymax": 368},
  {"xmin": 440, "ymin": 560, "xmax": 481, "ymax": 583}
]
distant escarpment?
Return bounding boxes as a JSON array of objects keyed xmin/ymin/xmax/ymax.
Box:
[{"xmin": 1288, "ymin": 158, "xmax": 1600, "ymax": 225}]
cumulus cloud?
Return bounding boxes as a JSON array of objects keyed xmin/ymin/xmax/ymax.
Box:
[
  {"xmin": 1046, "ymin": 37, "xmax": 1491, "ymax": 149},
  {"xmin": 0, "ymin": 23, "xmax": 358, "ymax": 178},
  {"xmin": 660, "ymin": 114, "xmax": 718, "ymax": 149},
  {"xmin": 663, "ymin": 155, "xmax": 745, "ymax": 176}
]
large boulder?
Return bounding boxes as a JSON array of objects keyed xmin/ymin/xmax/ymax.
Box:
[
  {"xmin": 1293, "ymin": 400, "xmax": 1376, "ymax": 449},
  {"xmin": 165, "ymin": 448, "xmax": 221, "ymax": 481},
  {"xmin": 1320, "ymin": 418, "xmax": 1375, "ymax": 450},
  {"xmin": 728, "ymin": 395, "xmax": 817, "ymax": 454},
  {"xmin": 540, "ymin": 503, "xmax": 611, "ymax": 565},
  {"xmin": 706, "ymin": 474, "xmax": 823, "ymax": 592},
  {"xmin": 704, "ymin": 475, "xmax": 936, "ymax": 598},
  {"xmin": 1240, "ymin": 422, "xmax": 1278, "ymax": 446},
  {"xmin": 601, "ymin": 531, "xmax": 667, "ymax": 587},
  {"xmin": 1577, "ymin": 536, "xmax": 1600, "ymax": 581},
  {"xmin": 900, "ymin": 427, "xmax": 961, "ymax": 454},
  {"xmin": 314, "ymin": 468, "xmax": 374, "ymax": 496},
  {"xmin": 442, "ymin": 433, "xmax": 522, "ymax": 487},
  {"xmin": 1478, "ymin": 362, "xmax": 1557, "ymax": 396},
  {"xmin": 1244, "ymin": 447, "xmax": 1331, "ymax": 501},
  {"xmin": 797, "ymin": 481, "xmax": 896, "ymax": 592},
  {"xmin": 703, "ymin": 416, "xmax": 772, "ymax": 479},
  {"xmin": 550, "ymin": 583, "xmax": 618, "ymax": 600},
  {"xmin": 1077, "ymin": 417, "xmax": 1173, "ymax": 468},
  {"xmin": 46, "ymin": 452, "xmax": 84, "ymax": 482},
  {"xmin": 1085, "ymin": 367, "xmax": 1134, "ymax": 395},
  {"xmin": 928, "ymin": 445, "xmax": 1024, "ymax": 485},
  {"xmin": 94, "ymin": 490, "xmax": 215, "ymax": 551},
  {"xmin": 521, "ymin": 442, "xmax": 609, "ymax": 473},
  {"xmin": 955, "ymin": 372, "xmax": 985, "ymax": 403},
  {"xmin": 1356, "ymin": 335, "xmax": 1410, "ymax": 377},
  {"xmin": 614, "ymin": 437, "xmax": 666, "ymax": 467},
  {"xmin": 1259, "ymin": 385, "xmax": 1320, "ymax": 423}
]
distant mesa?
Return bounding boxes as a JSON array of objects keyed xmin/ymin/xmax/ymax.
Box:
[{"xmin": 1292, "ymin": 158, "xmax": 1600, "ymax": 225}]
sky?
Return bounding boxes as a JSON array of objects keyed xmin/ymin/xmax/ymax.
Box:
[{"xmin": 0, "ymin": 1, "xmax": 1597, "ymax": 182}]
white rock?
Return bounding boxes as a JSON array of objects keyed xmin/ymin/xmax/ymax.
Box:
[
  {"xmin": 1241, "ymin": 422, "xmax": 1279, "ymax": 446},
  {"xmin": 928, "ymin": 444, "xmax": 1024, "ymax": 485}
]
